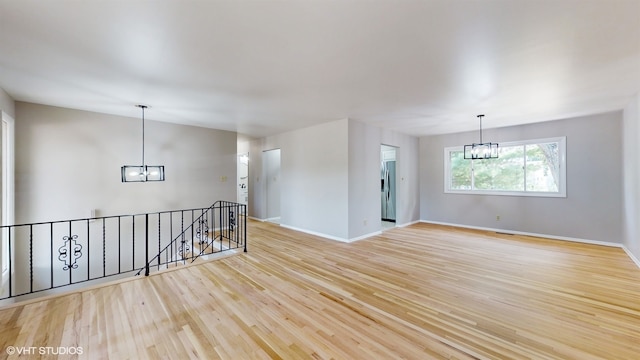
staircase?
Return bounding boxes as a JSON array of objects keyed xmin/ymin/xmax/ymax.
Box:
[
  {"xmin": 157, "ymin": 217, "xmax": 239, "ymax": 270},
  {"xmin": 0, "ymin": 201, "xmax": 247, "ymax": 302}
]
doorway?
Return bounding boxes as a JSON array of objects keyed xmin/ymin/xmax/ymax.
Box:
[
  {"xmin": 264, "ymin": 149, "xmax": 281, "ymax": 223},
  {"xmin": 381, "ymin": 145, "xmax": 397, "ymax": 230},
  {"xmin": 237, "ymin": 153, "xmax": 249, "ymax": 214}
]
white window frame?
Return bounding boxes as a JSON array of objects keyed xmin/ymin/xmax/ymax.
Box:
[{"xmin": 444, "ymin": 136, "xmax": 566, "ymax": 197}]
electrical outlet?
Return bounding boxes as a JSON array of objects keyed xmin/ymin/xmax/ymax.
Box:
[
  {"xmin": 363, "ymin": 219, "xmax": 368, "ymax": 226},
  {"xmin": 496, "ymin": 215, "xmax": 501, "ymax": 221}
]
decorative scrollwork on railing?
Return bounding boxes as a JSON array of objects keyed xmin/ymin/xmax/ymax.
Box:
[
  {"xmin": 196, "ymin": 219, "xmax": 209, "ymax": 245},
  {"xmin": 178, "ymin": 240, "xmax": 191, "ymax": 259},
  {"xmin": 229, "ymin": 209, "xmax": 236, "ymax": 232},
  {"xmin": 58, "ymin": 234, "xmax": 82, "ymax": 271}
]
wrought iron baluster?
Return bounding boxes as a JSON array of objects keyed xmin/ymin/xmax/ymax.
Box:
[
  {"xmin": 87, "ymin": 219, "xmax": 90, "ymax": 280},
  {"xmin": 68, "ymin": 222, "xmax": 72, "ymax": 284},
  {"xmin": 157, "ymin": 213, "xmax": 161, "ymax": 271},
  {"xmin": 191, "ymin": 210, "xmax": 194, "ymax": 261},
  {"xmin": 8, "ymin": 227, "xmax": 12, "ymax": 297},
  {"xmin": 50, "ymin": 223, "xmax": 54, "ymax": 289},
  {"xmin": 29, "ymin": 225, "xmax": 33, "ymax": 293},
  {"xmin": 102, "ymin": 218, "xmax": 106, "ymax": 278},
  {"xmin": 118, "ymin": 216, "xmax": 121, "ymax": 274},
  {"xmin": 144, "ymin": 214, "xmax": 149, "ymax": 276},
  {"xmin": 2, "ymin": 201, "xmax": 247, "ymax": 299},
  {"xmin": 170, "ymin": 212, "xmax": 173, "ymax": 267},
  {"xmin": 132, "ymin": 215, "xmax": 135, "ymax": 271}
]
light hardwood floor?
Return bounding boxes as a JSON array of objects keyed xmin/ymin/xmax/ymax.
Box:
[{"xmin": 1, "ymin": 221, "xmax": 639, "ymax": 359}]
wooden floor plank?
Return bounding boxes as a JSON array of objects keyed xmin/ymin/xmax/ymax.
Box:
[{"xmin": 0, "ymin": 220, "xmax": 639, "ymax": 359}]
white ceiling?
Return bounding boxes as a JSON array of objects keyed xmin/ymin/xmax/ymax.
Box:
[{"xmin": 1, "ymin": 0, "xmax": 639, "ymax": 138}]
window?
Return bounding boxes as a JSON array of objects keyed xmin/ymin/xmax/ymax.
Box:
[{"xmin": 444, "ymin": 137, "xmax": 566, "ymax": 197}]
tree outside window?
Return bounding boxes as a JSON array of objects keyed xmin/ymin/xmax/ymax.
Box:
[{"xmin": 445, "ymin": 137, "xmax": 565, "ymax": 197}]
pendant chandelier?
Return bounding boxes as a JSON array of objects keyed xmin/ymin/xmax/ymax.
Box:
[
  {"xmin": 464, "ymin": 114, "xmax": 499, "ymax": 160},
  {"xmin": 121, "ymin": 105, "xmax": 165, "ymax": 182}
]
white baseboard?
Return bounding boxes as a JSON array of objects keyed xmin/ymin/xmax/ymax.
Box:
[
  {"xmin": 397, "ymin": 220, "xmax": 420, "ymax": 228},
  {"xmin": 350, "ymin": 231, "xmax": 383, "ymax": 242},
  {"xmin": 622, "ymin": 247, "xmax": 640, "ymax": 269},
  {"xmin": 279, "ymin": 224, "xmax": 383, "ymax": 243},
  {"xmin": 249, "ymin": 217, "xmax": 640, "ymax": 269},
  {"xmin": 248, "ymin": 216, "xmax": 280, "ymax": 223},
  {"xmin": 280, "ymin": 224, "xmax": 349, "ymax": 242},
  {"xmin": 420, "ymin": 220, "xmax": 640, "ymax": 269}
]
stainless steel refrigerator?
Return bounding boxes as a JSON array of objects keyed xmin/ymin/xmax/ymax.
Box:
[{"xmin": 381, "ymin": 160, "xmax": 396, "ymax": 222}]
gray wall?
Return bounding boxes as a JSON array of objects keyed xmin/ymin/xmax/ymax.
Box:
[
  {"xmin": 0, "ymin": 88, "xmax": 14, "ymax": 119},
  {"xmin": 264, "ymin": 148, "xmax": 281, "ymax": 220},
  {"xmin": 348, "ymin": 119, "xmax": 420, "ymax": 239},
  {"xmin": 15, "ymin": 102, "xmax": 237, "ymax": 223},
  {"xmin": 623, "ymin": 94, "xmax": 640, "ymax": 260},
  {"xmin": 348, "ymin": 120, "xmax": 380, "ymax": 239},
  {"xmin": 0, "ymin": 88, "xmax": 15, "ymax": 226},
  {"xmin": 420, "ymin": 112, "xmax": 623, "ymax": 244},
  {"xmin": 0, "ymin": 88, "xmax": 14, "ymax": 224}
]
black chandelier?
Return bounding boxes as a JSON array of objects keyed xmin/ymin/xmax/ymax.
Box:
[
  {"xmin": 121, "ymin": 105, "xmax": 165, "ymax": 182},
  {"xmin": 464, "ymin": 114, "xmax": 499, "ymax": 160}
]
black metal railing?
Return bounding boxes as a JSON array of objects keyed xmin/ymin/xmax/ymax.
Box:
[
  {"xmin": 0, "ymin": 201, "xmax": 246, "ymax": 301},
  {"xmin": 135, "ymin": 200, "xmax": 247, "ymax": 275}
]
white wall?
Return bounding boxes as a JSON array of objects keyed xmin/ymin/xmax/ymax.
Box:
[
  {"xmin": 237, "ymin": 133, "xmax": 252, "ymax": 154},
  {"xmin": 7, "ymin": 102, "xmax": 238, "ymax": 299},
  {"xmin": 0, "ymin": 87, "xmax": 15, "ymax": 223},
  {"xmin": 348, "ymin": 119, "xmax": 419, "ymax": 239},
  {"xmin": 264, "ymin": 148, "xmax": 281, "ymax": 220},
  {"xmin": 0, "ymin": 88, "xmax": 15, "ymax": 119},
  {"xmin": 420, "ymin": 112, "xmax": 623, "ymax": 244},
  {"xmin": 248, "ymin": 137, "xmax": 273, "ymax": 220},
  {"xmin": 0, "ymin": 88, "xmax": 14, "ymax": 298},
  {"xmin": 380, "ymin": 124, "xmax": 420, "ymax": 227},
  {"xmin": 348, "ymin": 120, "xmax": 380, "ymax": 239},
  {"xmin": 281, "ymin": 121, "xmax": 347, "ymax": 238},
  {"xmin": 250, "ymin": 119, "xmax": 350, "ymax": 240},
  {"xmin": 249, "ymin": 118, "xmax": 420, "ymax": 242},
  {"xmin": 15, "ymin": 102, "xmax": 237, "ymax": 223},
  {"xmin": 623, "ymin": 94, "xmax": 640, "ymax": 261}
]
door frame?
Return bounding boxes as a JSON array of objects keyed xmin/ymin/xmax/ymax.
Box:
[{"xmin": 380, "ymin": 144, "xmax": 398, "ymax": 226}]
